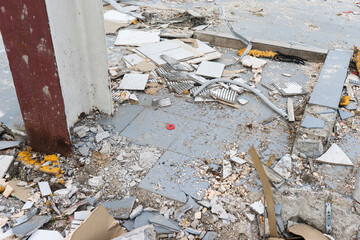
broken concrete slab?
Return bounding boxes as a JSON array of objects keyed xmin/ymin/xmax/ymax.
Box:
[
  {"xmin": 119, "ymin": 74, "xmax": 149, "ymax": 91},
  {"xmin": 115, "ymin": 29, "xmax": 160, "ymax": 46},
  {"xmin": 101, "ymin": 196, "xmax": 136, "ymax": 219},
  {"xmin": 196, "ymin": 61, "xmax": 225, "ymax": 78},
  {"xmin": 273, "ymin": 154, "xmax": 292, "ymax": 179},
  {"xmin": 338, "ymin": 109, "xmax": 355, "ymax": 120},
  {"xmin": 0, "ymin": 155, "xmax": 14, "ymax": 178},
  {"xmin": 28, "ymin": 230, "xmax": 64, "ymax": 240},
  {"xmin": 112, "ymin": 225, "xmax": 156, "ymax": 240},
  {"xmin": 139, "ymin": 151, "xmax": 209, "ymax": 203},
  {"xmin": 308, "ymin": 50, "xmax": 353, "ymax": 109},
  {"xmin": 12, "ymin": 215, "xmax": 51, "ymax": 237},
  {"xmin": 300, "ymin": 115, "xmax": 325, "ymax": 129},
  {"xmin": 0, "ymin": 141, "xmax": 20, "ymax": 150},
  {"xmin": 316, "ymin": 143, "xmax": 354, "ymax": 166}
]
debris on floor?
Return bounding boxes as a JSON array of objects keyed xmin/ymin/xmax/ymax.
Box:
[{"xmin": 2, "ymin": 1, "xmax": 360, "ymax": 239}]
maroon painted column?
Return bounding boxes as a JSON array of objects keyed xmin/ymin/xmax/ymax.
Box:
[{"xmin": 0, "ymin": 0, "xmax": 72, "ymax": 155}]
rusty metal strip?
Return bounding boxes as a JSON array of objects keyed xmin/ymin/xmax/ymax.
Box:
[
  {"xmin": 0, "ymin": 0, "xmax": 72, "ymax": 155},
  {"xmin": 249, "ymin": 146, "xmax": 279, "ymax": 238}
]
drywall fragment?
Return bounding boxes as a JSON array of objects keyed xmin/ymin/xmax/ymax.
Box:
[
  {"xmin": 22, "ymin": 201, "xmax": 34, "ymax": 210},
  {"xmin": 0, "ymin": 155, "xmax": 14, "ymax": 178},
  {"xmin": 38, "ymin": 182, "xmax": 52, "ymax": 197},
  {"xmin": 115, "ymin": 30, "xmax": 160, "ymax": 46},
  {"xmin": 316, "ymin": 144, "xmax": 353, "ymax": 166},
  {"xmin": 28, "ymin": 230, "xmax": 64, "ymax": 240},
  {"xmin": 222, "ymin": 159, "xmax": 232, "ymax": 178},
  {"xmin": 241, "ymin": 55, "xmax": 267, "ymax": 68},
  {"xmin": 104, "ymin": 10, "xmax": 136, "ymax": 25}
]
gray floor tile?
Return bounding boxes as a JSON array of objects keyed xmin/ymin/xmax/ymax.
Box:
[{"xmin": 138, "ymin": 150, "xmax": 209, "ymax": 203}]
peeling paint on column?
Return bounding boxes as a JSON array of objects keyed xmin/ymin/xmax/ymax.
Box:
[{"xmin": 0, "ymin": 0, "xmax": 72, "ymax": 155}]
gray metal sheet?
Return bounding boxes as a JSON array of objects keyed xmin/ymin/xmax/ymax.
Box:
[{"xmin": 308, "ymin": 50, "xmax": 352, "ymax": 109}]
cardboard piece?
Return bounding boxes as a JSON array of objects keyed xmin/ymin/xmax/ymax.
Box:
[
  {"xmin": 249, "ymin": 146, "xmax": 279, "ymax": 238},
  {"xmin": 8, "ymin": 180, "xmax": 32, "ymax": 202},
  {"xmin": 289, "ymin": 223, "xmax": 327, "ymax": 240},
  {"xmin": 316, "ymin": 143, "xmax": 354, "ymax": 166},
  {"xmin": 66, "ymin": 205, "xmax": 125, "ymax": 240}
]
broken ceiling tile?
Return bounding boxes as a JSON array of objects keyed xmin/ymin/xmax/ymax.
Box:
[
  {"xmin": 28, "ymin": 230, "xmax": 64, "ymax": 240},
  {"xmin": 101, "ymin": 196, "xmax": 136, "ymax": 219},
  {"xmin": 119, "ymin": 74, "xmax": 149, "ymax": 91},
  {"xmin": 38, "ymin": 182, "xmax": 52, "ymax": 197},
  {"xmin": 300, "ymin": 115, "xmax": 325, "ymax": 129},
  {"xmin": 273, "ymin": 154, "xmax": 292, "ymax": 179},
  {"xmin": 0, "ymin": 141, "xmax": 20, "ymax": 150},
  {"xmin": 196, "ymin": 61, "xmax": 225, "ymax": 78},
  {"xmin": 249, "ymin": 200, "xmax": 265, "ymax": 215},
  {"xmin": 123, "ymin": 54, "xmax": 144, "ymax": 67},
  {"xmin": 104, "ymin": 10, "xmax": 136, "ymax": 25},
  {"xmin": 0, "ymin": 155, "xmax": 14, "ymax": 178},
  {"xmin": 338, "ymin": 109, "xmax": 355, "ymax": 120},
  {"xmin": 316, "ymin": 143, "xmax": 353, "ymax": 166},
  {"xmin": 241, "ymin": 55, "xmax": 267, "ymax": 68},
  {"xmin": 115, "ymin": 29, "xmax": 160, "ymax": 46},
  {"xmin": 222, "ymin": 159, "xmax": 232, "ymax": 178}
]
